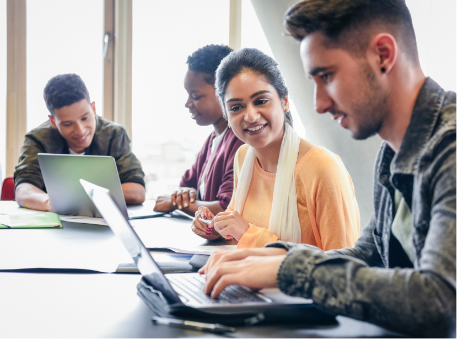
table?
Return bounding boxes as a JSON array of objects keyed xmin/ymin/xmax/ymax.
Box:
[
  {"xmin": 0, "ymin": 202, "xmax": 404, "ymax": 337},
  {"xmin": 0, "ymin": 272, "xmax": 404, "ymax": 338}
]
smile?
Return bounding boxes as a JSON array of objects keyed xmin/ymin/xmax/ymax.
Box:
[{"xmin": 245, "ymin": 123, "xmax": 268, "ymax": 134}]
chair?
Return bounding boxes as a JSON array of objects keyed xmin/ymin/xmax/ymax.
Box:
[{"xmin": 1, "ymin": 177, "xmax": 15, "ymax": 200}]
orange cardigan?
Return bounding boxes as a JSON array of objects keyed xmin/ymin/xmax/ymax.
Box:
[{"xmin": 228, "ymin": 145, "xmax": 360, "ymax": 250}]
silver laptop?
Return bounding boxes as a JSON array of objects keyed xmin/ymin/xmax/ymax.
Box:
[
  {"xmin": 80, "ymin": 179, "xmax": 314, "ymax": 311},
  {"xmin": 38, "ymin": 153, "xmax": 161, "ymax": 219}
]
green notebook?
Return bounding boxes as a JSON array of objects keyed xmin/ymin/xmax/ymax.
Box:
[{"xmin": 0, "ymin": 212, "xmax": 62, "ymax": 229}]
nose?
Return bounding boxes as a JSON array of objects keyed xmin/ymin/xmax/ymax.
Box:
[
  {"xmin": 75, "ymin": 121, "xmax": 85, "ymax": 136},
  {"xmin": 314, "ymin": 85, "xmax": 333, "ymax": 114},
  {"xmin": 244, "ymin": 104, "xmax": 261, "ymax": 123},
  {"xmin": 185, "ymin": 96, "xmax": 192, "ymax": 109}
]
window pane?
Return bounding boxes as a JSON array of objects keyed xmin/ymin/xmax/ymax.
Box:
[
  {"xmin": 132, "ymin": 0, "xmax": 230, "ymax": 199},
  {"xmin": 241, "ymin": 0, "xmax": 307, "ymax": 139},
  {"xmin": 0, "ymin": 0, "xmax": 5, "ymax": 182},
  {"xmin": 26, "ymin": 0, "xmax": 104, "ymax": 132}
]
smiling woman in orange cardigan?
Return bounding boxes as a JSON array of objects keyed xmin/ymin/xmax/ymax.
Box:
[{"xmin": 226, "ymin": 144, "xmax": 360, "ymax": 250}]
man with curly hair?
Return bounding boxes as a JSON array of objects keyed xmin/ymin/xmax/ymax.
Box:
[
  {"xmin": 154, "ymin": 44, "xmax": 244, "ymax": 222},
  {"xmin": 14, "ymin": 73, "xmax": 146, "ymax": 211},
  {"xmin": 200, "ymin": 0, "xmax": 455, "ymax": 337}
]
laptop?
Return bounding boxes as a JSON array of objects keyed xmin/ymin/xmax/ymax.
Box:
[
  {"xmin": 80, "ymin": 179, "xmax": 317, "ymax": 315},
  {"xmin": 37, "ymin": 153, "xmax": 162, "ymax": 219}
]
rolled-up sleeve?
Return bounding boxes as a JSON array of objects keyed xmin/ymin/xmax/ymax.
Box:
[
  {"xmin": 14, "ymin": 135, "xmax": 47, "ymax": 191},
  {"xmin": 111, "ymin": 129, "xmax": 145, "ymax": 187}
]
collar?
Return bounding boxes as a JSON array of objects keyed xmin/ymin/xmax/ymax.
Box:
[{"xmin": 391, "ymin": 77, "xmax": 445, "ymax": 175}]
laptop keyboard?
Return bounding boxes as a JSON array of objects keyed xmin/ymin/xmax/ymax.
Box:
[{"xmin": 167, "ymin": 274, "xmax": 269, "ymax": 305}]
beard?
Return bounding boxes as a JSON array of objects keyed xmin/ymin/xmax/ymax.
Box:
[{"xmin": 349, "ymin": 62, "xmax": 390, "ymax": 140}]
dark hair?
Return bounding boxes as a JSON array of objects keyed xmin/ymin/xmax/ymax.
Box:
[
  {"xmin": 43, "ymin": 74, "xmax": 91, "ymax": 116},
  {"xmin": 215, "ymin": 48, "xmax": 293, "ymax": 126},
  {"xmin": 186, "ymin": 44, "xmax": 234, "ymax": 85},
  {"xmin": 285, "ymin": 0, "xmax": 419, "ymax": 62}
]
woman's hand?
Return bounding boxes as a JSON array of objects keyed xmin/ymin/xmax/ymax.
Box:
[
  {"xmin": 203, "ymin": 254, "xmax": 286, "ymax": 298},
  {"xmin": 213, "ymin": 211, "xmax": 250, "ymax": 241},
  {"xmin": 191, "ymin": 207, "xmax": 221, "ymax": 241},
  {"xmin": 199, "ymin": 247, "xmax": 287, "ymax": 276},
  {"xmin": 171, "ymin": 187, "xmax": 197, "ymax": 210}
]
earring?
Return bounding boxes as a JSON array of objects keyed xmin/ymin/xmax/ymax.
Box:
[
  {"xmin": 381, "ymin": 67, "xmax": 386, "ymax": 73},
  {"xmin": 228, "ymin": 121, "xmax": 231, "ymax": 128}
]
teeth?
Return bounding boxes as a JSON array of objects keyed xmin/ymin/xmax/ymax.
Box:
[
  {"xmin": 247, "ymin": 125, "xmax": 264, "ymax": 132},
  {"xmin": 337, "ymin": 116, "xmax": 344, "ymax": 123}
]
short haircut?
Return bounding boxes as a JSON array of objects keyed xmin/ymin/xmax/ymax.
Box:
[
  {"xmin": 215, "ymin": 48, "xmax": 293, "ymax": 126},
  {"xmin": 186, "ymin": 44, "xmax": 234, "ymax": 84},
  {"xmin": 43, "ymin": 74, "xmax": 91, "ymax": 116},
  {"xmin": 285, "ymin": 0, "xmax": 419, "ymax": 62}
]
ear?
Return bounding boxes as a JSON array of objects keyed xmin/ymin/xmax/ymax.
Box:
[
  {"xmin": 282, "ymin": 95, "xmax": 290, "ymax": 112},
  {"xmin": 368, "ymin": 33, "xmax": 398, "ymax": 75},
  {"xmin": 91, "ymin": 101, "xmax": 97, "ymax": 116},
  {"xmin": 48, "ymin": 115, "xmax": 57, "ymax": 129}
]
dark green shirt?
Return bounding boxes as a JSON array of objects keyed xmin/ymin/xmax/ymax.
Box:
[{"xmin": 14, "ymin": 115, "xmax": 145, "ymax": 192}]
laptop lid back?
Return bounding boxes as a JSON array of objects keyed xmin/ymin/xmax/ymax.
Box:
[
  {"xmin": 38, "ymin": 154, "xmax": 128, "ymax": 218},
  {"xmin": 80, "ymin": 179, "xmax": 181, "ymax": 305}
]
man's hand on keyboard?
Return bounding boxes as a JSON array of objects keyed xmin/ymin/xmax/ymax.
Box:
[
  {"xmin": 199, "ymin": 247, "xmax": 287, "ymax": 277},
  {"xmin": 202, "ymin": 254, "xmax": 286, "ymax": 298}
]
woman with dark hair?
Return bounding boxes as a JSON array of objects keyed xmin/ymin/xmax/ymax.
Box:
[
  {"xmin": 192, "ymin": 48, "xmax": 360, "ymax": 250},
  {"xmin": 154, "ymin": 45, "xmax": 244, "ymax": 216}
]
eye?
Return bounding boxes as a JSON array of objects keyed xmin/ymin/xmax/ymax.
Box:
[
  {"xmin": 192, "ymin": 95, "xmax": 202, "ymax": 100},
  {"xmin": 62, "ymin": 122, "xmax": 71, "ymax": 127},
  {"xmin": 229, "ymin": 104, "xmax": 242, "ymax": 112},
  {"xmin": 320, "ymin": 73, "xmax": 331, "ymax": 82},
  {"xmin": 255, "ymin": 98, "xmax": 269, "ymax": 105}
]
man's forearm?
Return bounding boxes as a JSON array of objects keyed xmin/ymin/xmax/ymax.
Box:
[
  {"xmin": 274, "ymin": 244, "xmax": 455, "ymax": 337},
  {"xmin": 15, "ymin": 183, "xmax": 51, "ymax": 211},
  {"xmin": 121, "ymin": 182, "xmax": 145, "ymax": 205}
]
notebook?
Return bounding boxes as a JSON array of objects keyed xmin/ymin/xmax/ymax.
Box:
[{"xmin": 0, "ymin": 212, "xmax": 62, "ymax": 229}]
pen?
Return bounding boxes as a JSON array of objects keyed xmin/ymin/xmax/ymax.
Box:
[{"xmin": 151, "ymin": 316, "xmax": 236, "ymax": 333}]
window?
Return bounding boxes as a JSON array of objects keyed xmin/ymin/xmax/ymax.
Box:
[
  {"xmin": 0, "ymin": 0, "xmax": 5, "ymax": 182},
  {"xmin": 26, "ymin": 0, "xmax": 104, "ymax": 132},
  {"xmin": 240, "ymin": 0, "xmax": 307, "ymax": 139},
  {"xmin": 132, "ymin": 0, "xmax": 230, "ymax": 199}
]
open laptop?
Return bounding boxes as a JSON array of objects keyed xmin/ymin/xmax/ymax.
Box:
[
  {"xmin": 80, "ymin": 179, "xmax": 316, "ymax": 314},
  {"xmin": 38, "ymin": 154, "xmax": 162, "ymax": 219}
]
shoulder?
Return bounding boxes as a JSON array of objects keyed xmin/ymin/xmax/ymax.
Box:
[
  {"xmin": 26, "ymin": 120, "xmax": 55, "ymax": 139},
  {"xmin": 296, "ymin": 146, "xmax": 349, "ymax": 181},
  {"xmin": 95, "ymin": 116, "xmax": 128, "ymax": 138},
  {"xmin": 235, "ymin": 144, "xmax": 250, "ymax": 166}
]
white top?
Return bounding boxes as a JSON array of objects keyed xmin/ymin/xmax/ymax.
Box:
[
  {"xmin": 198, "ymin": 127, "xmax": 228, "ymax": 200},
  {"xmin": 69, "ymin": 149, "xmax": 85, "ymax": 155}
]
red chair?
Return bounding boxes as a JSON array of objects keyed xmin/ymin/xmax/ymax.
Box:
[{"xmin": 1, "ymin": 177, "xmax": 15, "ymax": 201}]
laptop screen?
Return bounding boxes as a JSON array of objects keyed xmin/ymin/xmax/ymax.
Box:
[{"xmin": 80, "ymin": 179, "xmax": 181, "ymax": 304}]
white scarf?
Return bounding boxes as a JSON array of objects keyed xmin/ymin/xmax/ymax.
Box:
[{"xmin": 234, "ymin": 124, "xmax": 301, "ymax": 243}]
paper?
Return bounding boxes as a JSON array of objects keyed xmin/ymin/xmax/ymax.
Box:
[
  {"xmin": 0, "ymin": 220, "xmax": 131, "ymax": 272},
  {"xmin": 149, "ymin": 245, "xmax": 237, "ymax": 255},
  {"xmin": 59, "ymin": 215, "xmax": 108, "ymax": 226}
]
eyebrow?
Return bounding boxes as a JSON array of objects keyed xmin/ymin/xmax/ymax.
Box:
[
  {"xmin": 61, "ymin": 112, "xmax": 90, "ymax": 124},
  {"xmin": 308, "ymin": 66, "xmax": 330, "ymax": 77},
  {"xmin": 225, "ymin": 90, "xmax": 272, "ymax": 104}
]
